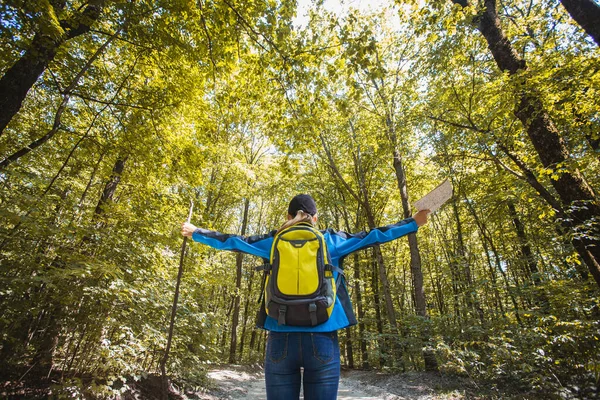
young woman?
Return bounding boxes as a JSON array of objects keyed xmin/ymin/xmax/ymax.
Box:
[{"xmin": 181, "ymin": 194, "xmax": 429, "ymax": 400}]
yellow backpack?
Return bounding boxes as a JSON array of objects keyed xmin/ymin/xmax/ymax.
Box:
[{"xmin": 264, "ymin": 223, "xmax": 337, "ymax": 326}]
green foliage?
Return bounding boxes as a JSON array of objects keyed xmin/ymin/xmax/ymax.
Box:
[
  {"xmin": 434, "ymin": 281, "xmax": 600, "ymax": 398},
  {"xmin": 1, "ymin": 0, "xmax": 599, "ymax": 398}
]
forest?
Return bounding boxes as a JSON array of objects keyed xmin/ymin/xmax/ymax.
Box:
[{"xmin": 0, "ymin": 0, "xmax": 599, "ymax": 398}]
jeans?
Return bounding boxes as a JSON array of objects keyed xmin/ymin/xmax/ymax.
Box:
[{"xmin": 265, "ymin": 331, "xmax": 340, "ymax": 400}]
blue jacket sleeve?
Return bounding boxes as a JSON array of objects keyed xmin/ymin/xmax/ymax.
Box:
[
  {"xmin": 325, "ymin": 218, "xmax": 419, "ymax": 259},
  {"xmin": 191, "ymin": 227, "xmax": 275, "ymax": 259}
]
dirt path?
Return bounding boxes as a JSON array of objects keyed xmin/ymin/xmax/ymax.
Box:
[{"xmin": 203, "ymin": 366, "xmax": 478, "ymax": 399}]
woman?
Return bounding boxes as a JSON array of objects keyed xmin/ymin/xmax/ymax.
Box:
[{"xmin": 182, "ymin": 194, "xmax": 429, "ymax": 400}]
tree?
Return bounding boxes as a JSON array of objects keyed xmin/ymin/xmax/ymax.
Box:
[
  {"xmin": 0, "ymin": 0, "xmax": 106, "ymax": 134},
  {"xmin": 446, "ymin": 0, "xmax": 600, "ymax": 287}
]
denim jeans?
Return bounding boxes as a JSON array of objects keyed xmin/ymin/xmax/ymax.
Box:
[{"xmin": 264, "ymin": 331, "xmax": 340, "ymax": 400}]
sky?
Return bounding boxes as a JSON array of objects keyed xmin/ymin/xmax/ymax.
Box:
[{"xmin": 293, "ymin": 0, "xmax": 397, "ymax": 28}]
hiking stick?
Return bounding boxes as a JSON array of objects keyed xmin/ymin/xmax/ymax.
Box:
[{"xmin": 161, "ymin": 200, "xmax": 194, "ymax": 399}]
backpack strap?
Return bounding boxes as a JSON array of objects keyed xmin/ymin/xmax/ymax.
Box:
[
  {"xmin": 308, "ymin": 303, "xmax": 318, "ymax": 326},
  {"xmin": 325, "ymin": 264, "xmax": 344, "ymax": 277},
  {"xmin": 325, "ymin": 264, "xmax": 346, "ymax": 293},
  {"xmin": 278, "ymin": 305, "xmax": 287, "ymax": 325},
  {"xmin": 256, "ymin": 262, "xmax": 270, "ymax": 304},
  {"xmin": 255, "ymin": 262, "xmax": 271, "ymax": 272}
]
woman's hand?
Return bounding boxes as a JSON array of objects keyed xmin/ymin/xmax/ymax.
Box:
[
  {"xmin": 413, "ymin": 209, "xmax": 430, "ymax": 227},
  {"xmin": 181, "ymin": 222, "xmax": 197, "ymax": 237}
]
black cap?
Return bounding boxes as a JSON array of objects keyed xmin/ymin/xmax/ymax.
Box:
[{"xmin": 288, "ymin": 194, "xmax": 317, "ymax": 216}]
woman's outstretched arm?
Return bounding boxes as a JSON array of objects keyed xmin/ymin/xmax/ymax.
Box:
[
  {"xmin": 325, "ymin": 210, "xmax": 430, "ymax": 259},
  {"xmin": 182, "ymin": 222, "xmax": 274, "ymax": 259}
]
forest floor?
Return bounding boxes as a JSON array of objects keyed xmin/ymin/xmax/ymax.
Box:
[
  {"xmin": 192, "ymin": 364, "xmax": 493, "ymax": 400},
  {"xmin": 1, "ymin": 365, "xmax": 524, "ymax": 399}
]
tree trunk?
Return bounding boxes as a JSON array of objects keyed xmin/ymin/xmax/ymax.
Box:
[
  {"xmin": 238, "ymin": 268, "xmax": 255, "ymax": 362},
  {"xmin": 0, "ymin": 0, "xmax": 105, "ymax": 135},
  {"xmin": 367, "ymin": 53, "xmax": 438, "ymax": 369},
  {"xmin": 392, "ymin": 149, "xmax": 438, "ymax": 371},
  {"xmin": 342, "ymin": 200, "xmax": 369, "ymax": 369},
  {"xmin": 249, "ymin": 329, "xmax": 257, "ymax": 361},
  {"xmin": 372, "ymin": 244, "xmax": 399, "ymax": 330},
  {"xmin": 392, "ymin": 151, "xmax": 426, "ymax": 318},
  {"xmin": 66, "ymin": 324, "xmax": 87, "ymax": 372},
  {"xmin": 353, "ymin": 253, "xmax": 369, "ymax": 369},
  {"xmin": 229, "ymin": 198, "xmax": 250, "ymax": 364},
  {"xmin": 428, "ymin": 247, "xmax": 446, "ymax": 314},
  {"xmin": 345, "ymin": 328, "xmax": 354, "ymax": 368},
  {"xmin": 559, "ymin": 0, "xmax": 600, "ymax": 46},
  {"xmin": 371, "ymin": 257, "xmax": 386, "ymax": 368},
  {"xmin": 94, "ymin": 156, "xmax": 128, "ymax": 216},
  {"xmin": 161, "ymin": 239, "xmax": 188, "ymax": 398}
]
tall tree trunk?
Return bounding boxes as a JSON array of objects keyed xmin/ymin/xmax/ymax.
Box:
[
  {"xmin": 229, "ymin": 197, "xmax": 250, "ymax": 364},
  {"xmin": 353, "ymin": 253, "xmax": 369, "ymax": 369},
  {"xmin": 372, "ymin": 242, "xmax": 402, "ymax": 363},
  {"xmin": 220, "ymin": 296, "xmax": 234, "ymax": 353},
  {"xmin": 238, "ymin": 269, "xmax": 255, "ymax": 362},
  {"xmin": 391, "ymin": 149, "xmax": 438, "ymax": 371},
  {"xmin": 341, "ymin": 200, "xmax": 369, "ymax": 370},
  {"xmin": 345, "ymin": 328, "xmax": 354, "ymax": 369},
  {"xmin": 452, "ymin": 0, "xmax": 600, "ymax": 288},
  {"xmin": 249, "ymin": 329, "xmax": 257, "ymax": 361},
  {"xmin": 371, "ymin": 257, "xmax": 386, "ymax": 368},
  {"xmin": 559, "ymin": 0, "xmax": 600, "ymax": 46}
]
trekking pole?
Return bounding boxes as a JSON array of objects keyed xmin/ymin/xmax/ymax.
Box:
[{"xmin": 161, "ymin": 199, "xmax": 194, "ymax": 399}]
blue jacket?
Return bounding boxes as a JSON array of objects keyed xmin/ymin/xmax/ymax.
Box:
[{"xmin": 192, "ymin": 217, "xmax": 419, "ymax": 332}]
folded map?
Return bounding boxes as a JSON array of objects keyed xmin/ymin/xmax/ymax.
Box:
[{"xmin": 414, "ymin": 179, "xmax": 453, "ymax": 213}]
